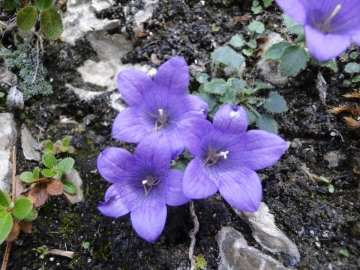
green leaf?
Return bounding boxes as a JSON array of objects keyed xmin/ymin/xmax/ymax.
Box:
[
  {"xmin": 171, "ymin": 161, "xmax": 187, "ymax": 172},
  {"xmin": 0, "ymin": 210, "xmax": 13, "ymax": 244},
  {"xmin": 196, "ymin": 73, "xmax": 209, "ymax": 84},
  {"xmin": 0, "ymin": 190, "xmax": 11, "ymax": 208},
  {"xmin": 229, "ymin": 35, "xmax": 245, "ymax": 48},
  {"xmin": 60, "ymin": 146, "xmax": 69, "ymax": 152},
  {"xmin": 282, "ymin": 14, "xmax": 304, "ymax": 35},
  {"xmin": 41, "ymin": 169, "xmax": 56, "ymax": 178},
  {"xmin": 195, "ymin": 256, "xmax": 207, "ymax": 270},
  {"xmin": 312, "ymin": 57, "xmax": 338, "ymax": 72},
  {"xmin": 42, "ymin": 153, "xmax": 57, "ymax": 169},
  {"xmin": 263, "ymin": 0, "xmax": 272, "ymax": 7},
  {"xmin": 248, "ymin": 21, "xmax": 265, "ymax": 34},
  {"xmin": 82, "ymin": 242, "xmax": 90, "ymax": 249},
  {"xmin": 195, "ymin": 93, "xmax": 218, "ymax": 112},
  {"xmin": 264, "ymin": 92, "xmax": 288, "ymax": 113},
  {"xmin": 328, "ymin": 184, "xmax": 334, "ymax": 193},
  {"xmin": 263, "ymin": 42, "xmax": 291, "ymax": 60},
  {"xmin": 254, "ymin": 82, "xmax": 274, "ymax": 91},
  {"xmin": 45, "ymin": 140, "xmax": 53, "ymax": 150},
  {"xmin": 229, "ymin": 78, "xmax": 246, "ymax": 94},
  {"xmin": 56, "ymin": 157, "xmax": 75, "ymax": 173},
  {"xmin": 13, "ymin": 197, "xmax": 33, "ymax": 219},
  {"xmin": 350, "ymin": 52, "xmax": 358, "ymax": 59},
  {"xmin": 0, "ymin": 92, "xmax": 5, "ymax": 98},
  {"xmin": 319, "ymin": 176, "xmax": 330, "ymax": 183},
  {"xmin": 23, "ymin": 208, "xmax": 38, "ymax": 222},
  {"xmin": 251, "ymin": 5, "xmax": 262, "ymax": 14},
  {"xmin": 211, "ymin": 46, "xmax": 245, "ymax": 69},
  {"xmin": 219, "ymin": 86, "xmax": 236, "ymax": 106},
  {"xmin": 339, "ymin": 249, "xmax": 350, "ymax": 258},
  {"xmin": 204, "ymin": 79, "xmax": 227, "ymax": 95},
  {"xmin": 16, "ymin": 6, "xmax": 38, "ymax": 32},
  {"xmin": 33, "ymin": 167, "xmax": 40, "ymax": 180},
  {"xmin": 352, "ymin": 75, "xmax": 360, "ymax": 83},
  {"xmin": 244, "ymin": 107, "xmax": 256, "ymax": 125},
  {"xmin": 242, "ymin": 48, "xmax": 253, "ymax": 56},
  {"xmin": 247, "ymin": 39, "xmax": 257, "ymax": 49},
  {"xmin": 40, "ymin": 7, "xmax": 63, "ymax": 40},
  {"xmin": 5, "ymin": 0, "xmax": 18, "ymax": 11},
  {"xmin": 36, "ymin": 0, "xmax": 52, "ymax": 11},
  {"xmin": 279, "ymin": 45, "xmax": 308, "ymax": 77},
  {"xmin": 256, "ymin": 114, "xmax": 278, "ymax": 133},
  {"xmin": 344, "ymin": 62, "xmax": 360, "ymax": 74},
  {"xmin": 20, "ymin": 171, "xmax": 36, "ymax": 183},
  {"xmin": 62, "ymin": 181, "xmax": 77, "ymax": 195}
]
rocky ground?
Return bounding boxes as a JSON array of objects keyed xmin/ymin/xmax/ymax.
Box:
[{"xmin": 1, "ymin": 0, "xmax": 360, "ymax": 269}]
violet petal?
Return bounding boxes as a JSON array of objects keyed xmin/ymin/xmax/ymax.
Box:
[{"xmin": 164, "ymin": 169, "xmax": 190, "ymax": 206}]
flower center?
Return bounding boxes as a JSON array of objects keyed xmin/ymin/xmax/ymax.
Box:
[
  {"xmin": 202, "ymin": 143, "xmax": 229, "ymax": 167},
  {"xmin": 141, "ymin": 175, "xmax": 160, "ymax": 196},
  {"xmin": 149, "ymin": 109, "xmax": 169, "ymax": 131},
  {"xmin": 315, "ymin": 4, "xmax": 341, "ymax": 33}
]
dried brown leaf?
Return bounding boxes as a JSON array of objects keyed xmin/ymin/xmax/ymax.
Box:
[
  {"xmin": 6, "ymin": 221, "xmax": 20, "ymax": 242},
  {"xmin": 19, "ymin": 220, "xmax": 32, "ymax": 234},
  {"xmin": 28, "ymin": 185, "xmax": 49, "ymax": 208},
  {"xmin": 344, "ymin": 116, "xmax": 360, "ymax": 129},
  {"xmin": 47, "ymin": 179, "xmax": 63, "ymax": 196},
  {"xmin": 344, "ymin": 91, "xmax": 360, "ymax": 99},
  {"xmin": 329, "ymin": 105, "xmax": 353, "ymax": 115}
]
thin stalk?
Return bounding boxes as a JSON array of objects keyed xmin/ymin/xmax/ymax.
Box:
[{"xmin": 188, "ymin": 201, "xmax": 199, "ymax": 270}]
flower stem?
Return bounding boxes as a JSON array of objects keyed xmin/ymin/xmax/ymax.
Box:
[{"xmin": 188, "ymin": 201, "xmax": 199, "ymax": 270}]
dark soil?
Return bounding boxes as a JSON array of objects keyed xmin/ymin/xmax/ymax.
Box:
[{"xmin": 1, "ymin": 0, "xmax": 360, "ymax": 269}]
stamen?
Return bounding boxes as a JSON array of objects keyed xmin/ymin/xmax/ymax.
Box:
[
  {"xmin": 318, "ymin": 4, "xmax": 341, "ymax": 33},
  {"xmin": 148, "ymin": 108, "xmax": 168, "ymax": 131},
  {"xmin": 158, "ymin": 109, "xmax": 164, "ymax": 117},
  {"xmin": 218, "ymin": 151, "xmax": 229, "ymax": 159},
  {"xmin": 140, "ymin": 176, "xmax": 160, "ymax": 196},
  {"xmin": 202, "ymin": 145, "xmax": 230, "ymax": 167}
]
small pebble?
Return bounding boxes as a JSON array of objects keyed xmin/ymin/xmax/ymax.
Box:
[{"xmin": 315, "ymin": 242, "xmax": 321, "ymax": 248}]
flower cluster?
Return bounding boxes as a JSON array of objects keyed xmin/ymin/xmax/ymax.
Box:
[
  {"xmin": 275, "ymin": 0, "xmax": 360, "ymax": 62},
  {"xmin": 97, "ymin": 57, "xmax": 288, "ymax": 241}
]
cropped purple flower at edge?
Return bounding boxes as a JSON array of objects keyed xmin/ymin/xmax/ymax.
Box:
[
  {"xmin": 183, "ymin": 105, "xmax": 288, "ymax": 212},
  {"xmin": 275, "ymin": 0, "xmax": 360, "ymax": 62},
  {"xmin": 97, "ymin": 133, "xmax": 190, "ymax": 242},
  {"xmin": 113, "ymin": 56, "xmax": 208, "ymax": 158}
]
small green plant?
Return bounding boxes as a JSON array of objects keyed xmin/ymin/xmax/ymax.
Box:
[
  {"xmin": 339, "ymin": 249, "xmax": 350, "ymax": 258},
  {"xmin": 195, "ymin": 255, "xmax": 207, "ymax": 270},
  {"xmin": 0, "ymin": 43, "xmax": 53, "ymax": 100},
  {"xmin": 263, "ymin": 14, "xmax": 338, "ymax": 77},
  {"xmin": 342, "ymin": 52, "xmax": 360, "ymax": 86},
  {"xmin": 251, "ymin": 0, "xmax": 273, "ymax": 14},
  {"xmin": 44, "ymin": 136, "xmax": 75, "ymax": 155},
  {"xmin": 82, "ymin": 242, "xmax": 90, "ymax": 250},
  {"xmin": 0, "ymin": 189, "xmax": 36, "ymax": 244},
  {"xmin": 13, "ymin": 0, "xmax": 63, "ymax": 40},
  {"xmin": 195, "ymin": 45, "xmax": 288, "ymax": 133},
  {"xmin": 317, "ymin": 175, "xmax": 335, "ymax": 193},
  {"xmin": 34, "ymin": 246, "xmax": 50, "ymax": 259}
]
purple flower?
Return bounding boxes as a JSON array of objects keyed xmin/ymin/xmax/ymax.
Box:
[
  {"xmin": 183, "ymin": 105, "xmax": 288, "ymax": 212},
  {"xmin": 275, "ymin": 0, "xmax": 360, "ymax": 62},
  {"xmin": 97, "ymin": 133, "xmax": 189, "ymax": 242},
  {"xmin": 113, "ymin": 56, "xmax": 208, "ymax": 157}
]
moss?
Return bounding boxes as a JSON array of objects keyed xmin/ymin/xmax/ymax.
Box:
[{"xmin": 60, "ymin": 213, "xmax": 81, "ymax": 234}]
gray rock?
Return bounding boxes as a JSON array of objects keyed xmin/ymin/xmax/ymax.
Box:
[
  {"xmin": 256, "ymin": 31, "xmax": 288, "ymax": 85},
  {"xmin": 216, "ymin": 226, "xmax": 291, "ymax": 270},
  {"xmin": 21, "ymin": 124, "xmax": 41, "ymax": 161},
  {"xmin": 323, "ymin": 151, "xmax": 345, "ymax": 168},
  {"xmin": 6, "ymin": 86, "xmax": 24, "ymax": 110},
  {"xmin": 235, "ymin": 202, "xmax": 300, "ymax": 261},
  {"xmin": 0, "ymin": 65, "xmax": 17, "ymax": 92},
  {"xmin": 0, "ymin": 113, "xmax": 17, "ymax": 194},
  {"xmin": 62, "ymin": 168, "xmax": 84, "ymax": 205}
]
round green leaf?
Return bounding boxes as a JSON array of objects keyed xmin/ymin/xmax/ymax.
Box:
[
  {"xmin": 42, "ymin": 153, "xmax": 57, "ymax": 169},
  {"xmin": 41, "ymin": 168, "xmax": 57, "ymax": 177},
  {"xmin": 248, "ymin": 21, "xmax": 265, "ymax": 34},
  {"xmin": 16, "ymin": 6, "xmax": 38, "ymax": 31},
  {"xmin": 280, "ymin": 45, "xmax": 308, "ymax": 77},
  {"xmin": 344, "ymin": 62, "xmax": 360, "ymax": 74},
  {"xmin": 264, "ymin": 92, "xmax": 288, "ymax": 113},
  {"xmin": 211, "ymin": 46, "xmax": 245, "ymax": 69},
  {"xmin": 56, "ymin": 157, "xmax": 75, "ymax": 173},
  {"xmin": 328, "ymin": 184, "xmax": 335, "ymax": 193},
  {"xmin": 255, "ymin": 114, "xmax": 278, "ymax": 134},
  {"xmin": 263, "ymin": 42, "xmax": 291, "ymax": 60},
  {"xmin": 13, "ymin": 197, "xmax": 33, "ymax": 220},
  {"xmin": 23, "ymin": 208, "xmax": 38, "ymax": 222},
  {"xmin": 0, "ymin": 190, "xmax": 11, "ymax": 208},
  {"xmin": 36, "ymin": 0, "xmax": 52, "ymax": 11},
  {"xmin": 0, "ymin": 211, "xmax": 13, "ymax": 244},
  {"xmin": 62, "ymin": 181, "xmax": 77, "ymax": 195},
  {"xmin": 204, "ymin": 79, "xmax": 227, "ymax": 95},
  {"xmin": 40, "ymin": 8, "xmax": 63, "ymax": 40},
  {"xmin": 20, "ymin": 171, "xmax": 35, "ymax": 183}
]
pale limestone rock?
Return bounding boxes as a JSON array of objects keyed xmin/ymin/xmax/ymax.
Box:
[
  {"xmin": 0, "ymin": 113, "xmax": 17, "ymax": 194},
  {"xmin": 217, "ymin": 227, "xmax": 292, "ymax": 270},
  {"xmin": 21, "ymin": 124, "xmax": 41, "ymax": 162},
  {"xmin": 62, "ymin": 169, "xmax": 84, "ymax": 205}
]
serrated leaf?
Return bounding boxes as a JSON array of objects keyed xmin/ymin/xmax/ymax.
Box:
[
  {"xmin": 264, "ymin": 92, "xmax": 288, "ymax": 113},
  {"xmin": 211, "ymin": 46, "xmax": 245, "ymax": 69},
  {"xmin": 256, "ymin": 114, "xmax": 278, "ymax": 133},
  {"xmin": 20, "ymin": 172, "xmax": 35, "ymax": 183},
  {"xmin": 0, "ymin": 211, "xmax": 13, "ymax": 244},
  {"xmin": 230, "ymin": 78, "xmax": 246, "ymax": 94},
  {"xmin": 62, "ymin": 181, "xmax": 77, "ymax": 195},
  {"xmin": 204, "ymin": 79, "xmax": 227, "ymax": 95},
  {"xmin": 13, "ymin": 198, "xmax": 33, "ymax": 220},
  {"xmin": 263, "ymin": 42, "xmax": 291, "ymax": 60},
  {"xmin": 254, "ymin": 82, "xmax": 274, "ymax": 91},
  {"xmin": 280, "ymin": 45, "xmax": 308, "ymax": 77},
  {"xmin": 56, "ymin": 157, "xmax": 75, "ymax": 173},
  {"xmin": 282, "ymin": 14, "xmax": 304, "ymax": 35},
  {"xmin": 16, "ymin": 6, "xmax": 38, "ymax": 31},
  {"xmin": 312, "ymin": 57, "xmax": 338, "ymax": 72},
  {"xmin": 196, "ymin": 73, "xmax": 209, "ymax": 84},
  {"xmin": 42, "ymin": 153, "xmax": 57, "ymax": 169},
  {"xmin": 23, "ymin": 208, "xmax": 38, "ymax": 222},
  {"xmin": 244, "ymin": 107, "xmax": 256, "ymax": 125},
  {"xmin": 219, "ymin": 86, "xmax": 236, "ymax": 106},
  {"xmin": 40, "ymin": 8, "xmax": 63, "ymax": 40},
  {"xmin": 0, "ymin": 190, "xmax": 11, "ymax": 208},
  {"xmin": 344, "ymin": 62, "xmax": 360, "ymax": 74},
  {"xmin": 195, "ymin": 93, "xmax": 218, "ymax": 112},
  {"xmin": 246, "ymin": 39, "xmax": 257, "ymax": 49},
  {"xmin": 41, "ymin": 169, "xmax": 56, "ymax": 178},
  {"xmin": 36, "ymin": 0, "xmax": 52, "ymax": 11},
  {"xmin": 229, "ymin": 35, "xmax": 245, "ymax": 48},
  {"xmin": 248, "ymin": 21, "xmax": 265, "ymax": 34},
  {"xmin": 33, "ymin": 167, "xmax": 40, "ymax": 180}
]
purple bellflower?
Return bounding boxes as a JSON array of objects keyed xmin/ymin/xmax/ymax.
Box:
[
  {"xmin": 183, "ymin": 105, "xmax": 288, "ymax": 212},
  {"xmin": 113, "ymin": 56, "xmax": 208, "ymax": 157},
  {"xmin": 275, "ymin": 0, "xmax": 360, "ymax": 62},
  {"xmin": 97, "ymin": 133, "xmax": 189, "ymax": 242}
]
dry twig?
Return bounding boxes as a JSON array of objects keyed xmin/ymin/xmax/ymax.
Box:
[{"xmin": 188, "ymin": 201, "xmax": 199, "ymax": 270}]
